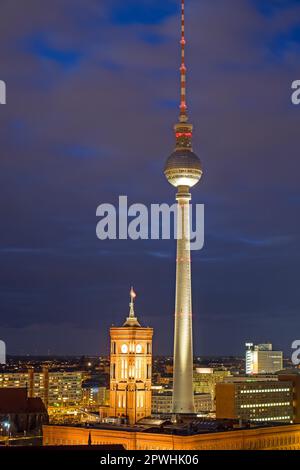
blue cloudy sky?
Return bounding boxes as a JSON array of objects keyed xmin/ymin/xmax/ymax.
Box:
[{"xmin": 0, "ymin": 0, "xmax": 300, "ymax": 356}]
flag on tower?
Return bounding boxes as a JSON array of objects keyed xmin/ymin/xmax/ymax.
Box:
[{"xmin": 130, "ymin": 287, "xmax": 136, "ymax": 299}]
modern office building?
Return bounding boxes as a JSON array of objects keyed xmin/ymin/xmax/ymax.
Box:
[
  {"xmin": 216, "ymin": 380, "xmax": 293, "ymax": 423},
  {"xmin": 47, "ymin": 370, "xmax": 83, "ymax": 407},
  {"xmin": 0, "ymin": 370, "xmax": 29, "ymax": 389},
  {"xmin": 109, "ymin": 288, "xmax": 153, "ymax": 424},
  {"xmin": 151, "ymin": 387, "xmax": 212, "ymax": 414},
  {"xmin": 245, "ymin": 342, "xmax": 283, "ymax": 375},
  {"xmin": 278, "ymin": 370, "xmax": 300, "ymax": 424},
  {"xmin": 0, "ymin": 367, "xmax": 84, "ymax": 408}
]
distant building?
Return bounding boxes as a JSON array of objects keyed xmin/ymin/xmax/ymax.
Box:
[
  {"xmin": 151, "ymin": 387, "xmax": 212, "ymax": 414},
  {"xmin": 278, "ymin": 370, "xmax": 300, "ymax": 424},
  {"xmin": 245, "ymin": 342, "xmax": 283, "ymax": 375},
  {"xmin": 0, "ymin": 388, "xmax": 48, "ymax": 434},
  {"xmin": 165, "ymin": 365, "xmax": 173, "ymax": 375},
  {"xmin": 0, "ymin": 340, "xmax": 5, "ymax": 365},
  {"xmin": 0, "ymin": 371, "xmax": 29, "ymax": 389},
  {"xmin": 0, "ymin": 367, "xmax": 84, "ymax": 408},
  {"xmin": 82, "ymin": 382, "xmax": 109, "ymax": 408},
  {"xmin": 46, "ymin": 370, "xmax": 83, "ymax": 407},
  {"xmin": 216, "ymin": 379, "xmax": 293, "ymax": 423},
  {"xmin": 153, "ymin": 373, "xmax": 173, "ymax": 387},
  {"xmin": 193, "ymin": 368, "xmax": 231, "ymax": 404}
]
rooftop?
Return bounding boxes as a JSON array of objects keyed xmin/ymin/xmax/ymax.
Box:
[
  {"xmin": 0, "ymin": 388, "xmax": 47, "ymax": 414},
  {"xmin": 48, "ymin": 418, "xmax": 293, "ymax": 437}
]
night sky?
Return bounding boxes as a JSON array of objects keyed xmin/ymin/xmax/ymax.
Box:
[{"xmin": 0, "ymin": 0, "xmax": 300, "ymax": 356}]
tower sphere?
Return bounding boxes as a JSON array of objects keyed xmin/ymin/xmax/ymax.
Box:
[{"xmin": 164, "ymin": 149, "xmax": 203, "ymax": 188}]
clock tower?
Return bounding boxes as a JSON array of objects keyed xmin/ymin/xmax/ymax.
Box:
[{"xmin": 109, "ymin": 288, "xmax": 153, "ymax": 424}]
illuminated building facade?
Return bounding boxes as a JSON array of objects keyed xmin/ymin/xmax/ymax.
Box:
[
  {"xmin": 0, "ymin": 367, "xmax": 84, "ymax": 408},
  {"xmin": 278, "ymin": 371, "xmax": 300, "ymax": 424},
  {"xmin": 216, "ymin": 380, "xmax": 293, "ymax": 423},
  {"xmin": 151, "ymin": 388, "xmax": 212, "ymax": 414},
  {"xmin": 164, "ymin": 0, "xmax": 203, "ymax": 415},
  {"xmin": 245, "ymin": 342, "xmax": 283, "ymax": 375},
  {"xmin": 0, "ymin": 371, "xmax": 30, "ymax": 389},
  {"xmin": 193, "ymin": 368, "xmax": 231, "ymax": 403},
  {"xmin": 47, "ymin": 370, "xmax": 83, "ymax": 407},
  {"xmin": 43, "ymin": 423, "xmax": 300, "ymax": 450},
  {"xmin": 82, "ymin": 383, "xmax": 109, "ymax": 408},
  {"xmin": 109, "ymin": 288, "xmax": 153, "ymax": 424}
]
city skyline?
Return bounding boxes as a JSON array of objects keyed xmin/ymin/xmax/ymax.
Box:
[{"xmin": 0, "ymin": 0, "xmax": 300, "ymax": 356}]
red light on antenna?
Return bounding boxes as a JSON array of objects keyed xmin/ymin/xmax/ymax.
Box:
[{"xmin": 176, "ymin": 132, "xmax": 192, "ymax": 138}]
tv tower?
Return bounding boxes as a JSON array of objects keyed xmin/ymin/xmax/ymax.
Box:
[{"xmin": 164, "ymin": 0, "xmax": 203, "ymax": 414}]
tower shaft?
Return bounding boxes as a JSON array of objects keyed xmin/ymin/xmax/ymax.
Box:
[
  {"xmin": 165, "ymin": 0, "xmax": 202, "ymax": 416},
  {"xmin": 172, "ymin": 187, "xmax": 194, "ymax": 413}
]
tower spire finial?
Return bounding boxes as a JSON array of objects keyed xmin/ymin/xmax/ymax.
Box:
[
  {"xmin": 123, "ymin": 286, "xmax": 140, "ymax": 327},
  {"xmin": 129, "ymin": 286, "xmax": 136, "ymax": 318},
  {"xmin": 179, "ymin": 0, "xmax": 188, "ymax": 123}
]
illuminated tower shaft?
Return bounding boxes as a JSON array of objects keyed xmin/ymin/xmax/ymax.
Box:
[
  {"xmin": 164, "ymin": 0, "xmax": 203, "ymax": 414},
  {"xmin": 173, "ymin": 187, "xmax": 194, "ymax": 413}
]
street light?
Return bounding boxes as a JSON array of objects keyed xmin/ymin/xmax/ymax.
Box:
[{"xmin": 3, "ymin": 421, "xmax": 10, "ymax": 446}]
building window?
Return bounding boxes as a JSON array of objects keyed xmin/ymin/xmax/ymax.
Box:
[
  {"xmin": 129, "ymin": 365, "xmax": 135, "ymax": 379},
  {"xmin": 136, "ymin": 359, "xmax": 142, "ymax": 379},
  {"xmin": 121, "ymin": 359, "xmax": 128, "ymax": 379},
  {"xmin": 111, "ymin": 363, "xmax": 116, "ymax": 379},
  {"xmin": 137, "ymin": 393, "xmax": 144, "ymax": 408}
]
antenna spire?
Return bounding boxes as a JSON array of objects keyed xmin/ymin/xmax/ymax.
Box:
[{"xmin": 180, "ymin": 0, "xmax": 188, "ymax": 123}]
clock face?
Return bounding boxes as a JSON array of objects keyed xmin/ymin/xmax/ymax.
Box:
[
  {"xmin": 121, "ymin": 344, "xmax": 128, "ymax": 354},
  {"xmin": 136, "ymin": 344, "xmax": 142, "ymax": 354}
]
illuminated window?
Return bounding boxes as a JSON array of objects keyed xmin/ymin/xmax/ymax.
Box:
[
  {"xmin": 136, "ymin": 359, "xmax": 142, "ymax": 379},
  {"xmin": 121, "ymin": 359, "xmax": 128, "ymax": 379},
  {"xmin": 111, "ymin": 364, "xmax": 116, "ymax": 379}
]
